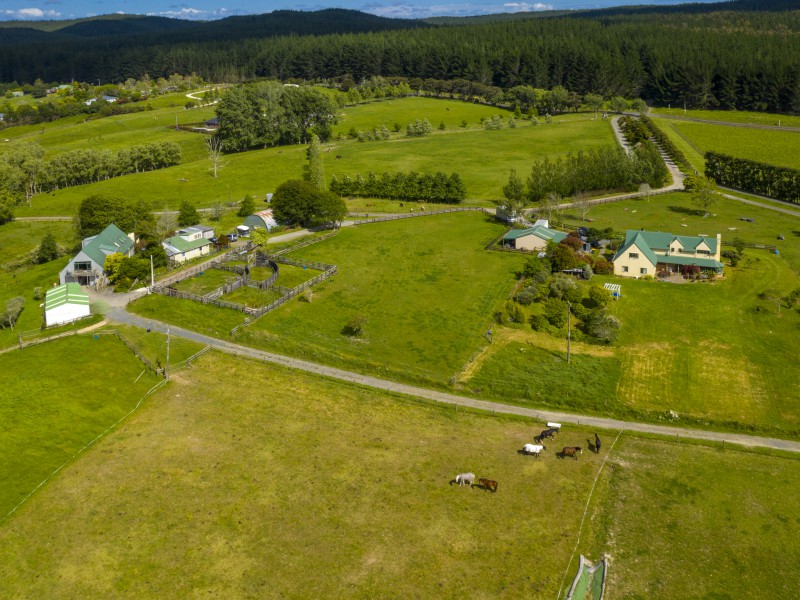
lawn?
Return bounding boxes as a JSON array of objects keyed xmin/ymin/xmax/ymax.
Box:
[
  {"xmin": 651, "ymin": 107, "xmax": 800, "ymax": 128},
  {"xmin": 129, "ymin": 293, "xmax": 246, "ymax": 337},
  {"xmin": 274, "ymin": 262, "xmax": 322, "ymax": 289},
  {"xmin": 110, "ymin": 324, "xmax": 206, "ymax": 367},
  {"xmin": 236, "ymin": 212, "xmax": 524, "ymax": 386},
  {"xmin": 584, "ymin": 435, "xmax": 800, "ymax": 599},
  {"xmin": 0, "ymin": 335, "xmax": 161, "ymax": 518},
  {"xmin": 0, "ymin": 351, "xmax": 612, "ymax": 598},
  {"xmin": 670, "ymin": 120, "xmax": 800, "ymax": 170}
]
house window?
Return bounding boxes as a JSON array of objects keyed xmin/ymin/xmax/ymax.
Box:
[
  {"xmin": 640, "ymin": 268, "xmax": 647, "ymax": 275},
  {"xmin": 74, "ymin": 261, "xmax": 92, "ymax": 271},
  {"xmin": 622, "ymin": 266, "xmax": 629, "ymax": 273},
  {"xmin": 629, "ymin": 252, "xmax": 639, "ymax": 259}
]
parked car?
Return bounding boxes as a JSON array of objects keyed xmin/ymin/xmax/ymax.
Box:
[
  {"xmin": 227, "ymin": 233, "xmax": 238, "ymax": 242},
  {"xmin": 210, "ymin": 236, "xmax": 218, "ymax": 244}
]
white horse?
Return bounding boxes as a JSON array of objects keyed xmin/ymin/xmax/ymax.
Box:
[
  {"xmin": 522, "ymin": 443, "xmax": 546, "ymax": 457},
  {"xmin": 455, "ymin": 473, "xmax": 475, "ymax": 487}
]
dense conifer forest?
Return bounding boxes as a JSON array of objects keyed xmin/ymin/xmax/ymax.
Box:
[{"xmin": 1, "ymin": 2, "xmax": 800, "ymax": 113}]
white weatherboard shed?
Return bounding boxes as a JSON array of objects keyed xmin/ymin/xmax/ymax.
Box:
[{"xmin": 45, "ymin": 283, "xmax": 90, "ymax": 327}]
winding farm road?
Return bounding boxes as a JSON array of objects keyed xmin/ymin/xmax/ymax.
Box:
[{"xmin": 107, "ymin": 306, "xmax": 800, "ymax": 454}]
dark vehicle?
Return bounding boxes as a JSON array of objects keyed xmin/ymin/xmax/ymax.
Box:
[{"xmin": 227, "ymin": 233, "xmax": 238, "ymax": 242}]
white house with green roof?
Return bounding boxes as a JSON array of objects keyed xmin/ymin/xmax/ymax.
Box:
[
  {"xmin": 162, "ymin": 229, "xmax": 213, "ymax": 263},
  {"xmin": 44, "ymin": 283, "xmax": 90, "ymax": 327},
  {"xmin": 59, "ymin": 223, "xmax": 135, "ymax": 286},
  {"xmin": 501, "ymin": 220, "xmax": 568, "ymax": 252},
  {"xmin": 613, "ymin": 229, "xmax": 724, "ymax": 278}
]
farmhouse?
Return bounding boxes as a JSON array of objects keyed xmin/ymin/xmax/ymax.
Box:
[
  {"xmin": 162, "ymin": 227, "xmax": 214, "ymax": 264},
  {"xmin": 44, "ymin": 283, "xmax": 90, "ymax": 327},
  {"xmin": 613, "ymin": 229, "xmax": 724, "ymax": 278},
  {"xmin": 244, "ymin": 209, "xmax": 278, "ymax": 232},
  {"xmin": 60, "ymin": 223, "xmax": 135, "ymax": 286},
  {"xmin": 501, "ymin": 220, "xmax": 567, "ymax": 251}
]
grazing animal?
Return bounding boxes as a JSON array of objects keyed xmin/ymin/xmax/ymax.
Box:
[
  {"xmin": 594, "ymin": 434, "xmax": 601, "ymax": 454},
  {"xmin": 562, "ymin": 447, "xmax": 583, "ymax": 460},
  {"xmin": 335, "ymin": 154, "xmax": 342, "ymax": 160},
  {"xmin": 455, "ymin": 473, "xmax": 475, "ymax": 487},
  {"xmin": 535, "ymin": 428, "xmax": 558, "ymax": 444},
  {"xmin": 522, "ymin": 443, "xmax": 546, "ymax": 457},
  {"xmin": 477, "ymin": 478, "xmax": 498, "ymax": 493}
]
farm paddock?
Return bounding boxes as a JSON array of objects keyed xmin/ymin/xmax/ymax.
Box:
[{"xmin": 1, "ymin": 352, "xmax": 797, "ymax": 599}]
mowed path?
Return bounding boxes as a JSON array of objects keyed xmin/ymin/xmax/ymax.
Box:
[{"xmin": 109, "ymin": 307, "xmax": 800, "ymax": 454}]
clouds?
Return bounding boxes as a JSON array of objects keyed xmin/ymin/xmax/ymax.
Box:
[
  {"xmin": 360, "ymin": 1, "xmax": 553, "ymax": 18},
  {"xmin": 503, "ymin": 2, "xmax": 553, "ymax": 10},
  {"xmin": 1, "ymin": 7, "xmax": 61, "ymax": 19}
]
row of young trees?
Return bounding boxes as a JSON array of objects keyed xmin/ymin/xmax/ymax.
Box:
[
  {"xmin": 215, "ymin": 82, "xmax": 338, "ymax": 151},
  {"xmin": 705, "ymin": 152, "xmax": 800, "ymax": 205},
  {"xmin": 522, "ymin": 143, "xmax": 669, "ymax": 203},
  {"xmin": 0, "ymin": 142, "xmax": 181, "ymax": 203},
  {"xmin": 329, "ymin": 171, "xmax": 467, "ymax": 203}
]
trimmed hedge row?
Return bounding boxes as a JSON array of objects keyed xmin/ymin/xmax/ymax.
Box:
[
  {"xmin": 640, "ymin": 116, "xmax": 693, "ymax": 174},
  {"xmin": 705, "ymin": 152, "xmax": 800, "ymax": 205},
  {"xmin": 329, "ymin": 171, "xmax": 466, "ymax": 203}
]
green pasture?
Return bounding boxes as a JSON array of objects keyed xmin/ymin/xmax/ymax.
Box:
[
  {"xmin": 0, "ymin": 258, "xmax": 68, "ymax": 349},
  {"xmin": 130, "ymin": 212, "xmax": 523, "ymax": 387},
  {"xmin": 0, "ymin": 335, "xmax": 161, "ymax": 518},
  {"xmin": 0, "ymin": 220, "xmax": 75, "ymax": 267},
  {"xmin": 651, "ymin": 107, "xmax": 800, "ymax": 128},
  {"xmin": 585, "ymin": 435, "xmax": 800, "ymax": 599},
  {"xmin": 129, "ymin": 294, "xmax": 245, "ymax": 338},
  {"xmin": 2, "ymin": 104, "xmax": 215, "ymax": 163},
  {"xmin": 109, "ymin": 324, "xmax": 205, "ymax": 367},
  {"xmin": 274, "ymin": 262, "xmax": 321, "ymax": 289},
  {"xmin": 172, "ymin": 268, "xmax": 238, "ymax": 295},
  {"xmin": 18, "ymin": 97, "xmax": 615, "ymax": 217},
  {"xmin": 0, "ymin": 352, "xmax": 611, "ymax": 598},
  {"xmin": 223, "ymin": 285, "xmax": 282, "ymax": 307},
  {"xmin": 332, "ymin": 96, "xmax": 512, "ymax": 136},
  {"xmin": 670, "ymin": 121, "xmax": 800, "ymax": 170}
]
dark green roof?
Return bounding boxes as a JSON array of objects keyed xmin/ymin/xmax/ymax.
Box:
[
  {"xmin": 655, "ymin": 255, "xmax": 724, "ymax": 269},
  {"xmin": 83, "ymin": 223, "xmax": 134, "ymax": 266},
  {"xmin": 163, "ymin": 235, "xmax": 210, "ymax": 253},
  {"xmin": 613, "ymin": 231, "xmax": 659, "ymax": 266},
  {"xmin": 620, "ymin": 229, "xmax": 718, "ymax": 253}
]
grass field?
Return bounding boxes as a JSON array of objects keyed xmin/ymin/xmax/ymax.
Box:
[
  {"xmin": 670, "ymin": 121, "xmax": 800, "ymax": 170},
  {"xmin": 0, "ymin": 220, "xmax": 75, "ymax": 268},
  {"xmin": 651, "ymin": 107, "xmax": 800, "ymax": 128},
  {"xmin": 585, "ymin": 435, "xmax": 800, "ymax": 598},
  {"xmin": 172, "ymin": 268, "xmax": 238, "ymax": 295},
  {"xmin": 2, "ymin": 351, "xmax": 797, "ymax": 598},
  {"xmin": 0, "ymin": 351, "xmax": 612, "ymax": 599},
  {"xmin": 223, "ymin": 285, "xmax": 283, "ymax": 307},
  {"xmin": 16, "ymin": 98, "xmax": 616, "ymax": 217},
  {"xmin": 0, "ymin": 335, "xmax": 161, "ymax": 518}
]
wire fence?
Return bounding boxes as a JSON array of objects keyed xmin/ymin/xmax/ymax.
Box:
[{"xmin": 350, "ymin": 206, "xmax": 492, "ymax": 225}]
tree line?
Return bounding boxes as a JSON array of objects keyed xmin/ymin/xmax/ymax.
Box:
[
  {"xmin": 2, "ymin": 9, "xmax": 800, "ymax": 115},
  {"xmin": 0, "ymin": 142, "xmax": 181, "ymax": 204},
  {"xmin": 329, "ymin": 171, "xmax": 466, "ymax": 204},
  {"xmin": 705, "ymin": 152, "xmax": 800, "ymax": 205},
  {"xmin": 523, "ymin": 143, "xmax": 669, "ymax": 203}
]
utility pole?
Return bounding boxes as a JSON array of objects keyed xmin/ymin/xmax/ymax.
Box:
[
  {"xmin": 165, "ymin": 327, "xmax": 170, "ymax": 380},
  {"xmin": 566, "ymin": 301, "xmax": 571, "ymax": 365}
]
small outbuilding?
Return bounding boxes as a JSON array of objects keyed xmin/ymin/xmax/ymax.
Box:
[
  {"xmin": 236, "ymin": 225, "xmax": 250, "ymax": 237},
  {"xmin": 502, "ymin": 220, "xmax": 567, "ymax": 251},
  {"xmin": 45, "ymin": 283, "xmax": 90, "ymax": 327},
  {"xmin": 243, "ymin": 209, "xmax": 278, "ymax": 232}
]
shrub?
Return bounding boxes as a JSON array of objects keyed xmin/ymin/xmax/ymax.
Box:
[
  {"xmin": 343, "ymin": 314, "xmax": 367, "ymax": 336},
  {"xmin": 33, "ymin": 287, "xmax": 43, "ymax": 301},
  {"xmin": 593, "ymin": 257, "xmax": 614, "ymax": 275},
  {"xmin": 505, "ymin": 300, "xmax": 525, "ymax": 324},
  {"xmin": 549, "ymin": 274, "xmax": 582, "ymax": 303},
  {"xmin": 514, "ymin": 287, "xmax": 538, "ymax": 306},
  {"xmin": 543, "ymin": 297, "xmax": 568, "ymax": 328},
  {"xmin": 588, "ymin": 284, "xmax": 612, "ymax": 308},
  {"xmin": 529, "ymin": 314, "xmax": 551, "ymax": 333}
]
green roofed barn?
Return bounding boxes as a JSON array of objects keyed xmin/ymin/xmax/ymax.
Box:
[
  {"xmin": 44, "ymin": 283, "xmax": 90, "ymax": 327},
  {"xmin": 501, "ymin": 220, "xmax": 567, "ymax": 252},
  {"xmin": 59, "ymin": 223, "xmax": 135, "ymax": 287}
]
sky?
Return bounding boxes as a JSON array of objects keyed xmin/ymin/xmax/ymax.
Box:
[{"xmin": 0, "ymin": 0, "xmax": 722, "ymax": 22}]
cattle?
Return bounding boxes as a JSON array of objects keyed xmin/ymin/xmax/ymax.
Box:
[
  {"xmin": 454, "ymin": 473, "xmax": 475, "ymax": 487},
  {"xmin": 521, "ymin": 443, "xmax": 546, "ymax": 457},
  {"xmin": 561, "ymin": 447, "xmax": 583, "ymax": 460},
  {"xmin": 594, "ymin": 433, "xmax": 601, "ymax": 454},
  {"xmin": 477, "ymin": 478, "xmax": 498, "ymax": 493}
]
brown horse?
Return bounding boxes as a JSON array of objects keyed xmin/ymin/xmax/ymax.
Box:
[
  {"xmin": 561, "ymin": 447, "xmax": 583, "ymax": 460},
  {"xmin": 477, "ymin": 478, "xmax": 498, "ymax": 493}
]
